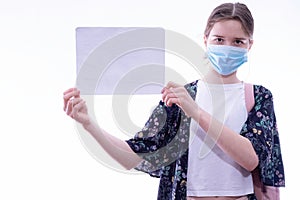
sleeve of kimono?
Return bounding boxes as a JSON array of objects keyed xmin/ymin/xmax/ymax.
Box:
[
  {"xmin": 125, "ymin": 81, "xmax": 198, "ymax": 176},
  {"xmin": 125, "ymin": 101, "xmax": 190, "ymax": 175},
  {"xmin": 241, "ymin": 85, "xmax": 285, "ymax": 187}
]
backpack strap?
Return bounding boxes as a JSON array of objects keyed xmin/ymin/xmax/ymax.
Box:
[
  {"xmin": 244, "ymin": 82, "xmax": 254, "ymax": 113},
  {"xmin": 244, "ymin": 83, "xmax": 280, "ymax": 199}
]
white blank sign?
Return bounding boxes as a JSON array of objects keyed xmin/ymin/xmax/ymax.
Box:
[{"xmin": 76, "ymin": 27, "xmax": 165, "ymax": 95}]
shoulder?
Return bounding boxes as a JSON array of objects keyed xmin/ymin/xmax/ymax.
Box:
[
  {"xmin": 250, "ymin": 84, "xmax": 277, "ymax": 119},
  {"xmin": 253, "ymin": 84, "xmax": 273, "ymax": 96},
  {"xmin": 252, "ymin": 84, "xmax": 274, "ymax": 104}
]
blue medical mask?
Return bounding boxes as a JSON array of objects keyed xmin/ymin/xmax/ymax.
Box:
[{"xmin": 206, "ymin": 44, "xmax": 248, "ymax": 75}]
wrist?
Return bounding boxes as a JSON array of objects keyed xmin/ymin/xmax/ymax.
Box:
[
  {"xmin": 191, "ymin": 106, "xmax": 202, "ymax": 124},
  {"xmin": 82, "ymin": 118, "xmax": 94, "ymax": 131}
]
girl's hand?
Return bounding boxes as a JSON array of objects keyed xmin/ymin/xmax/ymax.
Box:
[
  {"xmin": 63, "ymin": 88, "xmax": 90, "ymax": 126},
  {"xmin": 161, "ymin": 82, "xmax": 199, "ymax": 120}
]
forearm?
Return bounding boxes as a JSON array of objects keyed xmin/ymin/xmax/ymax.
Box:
[
  {"xmin": 83, "ymin": 120, "xmax": 143, "ymax": 170},
  {"xmin": 195, "ymin": 107, "xmax": 258, "ymax": 171}
]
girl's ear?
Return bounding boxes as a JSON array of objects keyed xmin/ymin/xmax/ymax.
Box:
[
  {"xmin": 204, "ymin": 35, "xmax": 208, "ymax": 47},
  {"xmin": 248, "ymin": 39, "xmax": 254, "ymax": 51}
]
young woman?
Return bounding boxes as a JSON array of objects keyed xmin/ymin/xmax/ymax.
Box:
[{"xmin": 63, "ymin": 3, "xmax": 285, "ymax": 200}]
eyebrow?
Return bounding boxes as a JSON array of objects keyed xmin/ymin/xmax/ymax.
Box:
[
  {"xmin": 211, "ymin": 35, "xmax": 248, "ymax": 40},
  {"xmin": 211, "ymin": 35, "xmax": 224, "ymax": 38}
]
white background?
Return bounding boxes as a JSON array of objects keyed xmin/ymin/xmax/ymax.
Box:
[{"xmin": 0, "ymin": 0, "xmax": 299, "ymax": 199}]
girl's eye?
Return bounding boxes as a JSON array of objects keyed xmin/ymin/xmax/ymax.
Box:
[
  {"xmin": 215, "ymin": 38, "xmax": 224, "ymax": 43},
  {"xmin": 234, "ymin": 40, "xmax": 244, "ymax": 45}
]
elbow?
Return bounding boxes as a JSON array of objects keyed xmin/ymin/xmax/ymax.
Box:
[
  {"xmin": 245, "ymin": 154, "xmax": 259, "ymax": 172},
  {"xmin": 242, "ymin": 139, "xmax": 259, "ymax": 172},
  {"xmin": 121, "ymin": 162, "xmax": 137, "ymax": 171},
  {"xmin": 121, "ymin": 158, "xmax": 143, "ymax": 171},
  {"xmin": 123, "ymin": 165, "xmax": 134, "ymax": 171}
]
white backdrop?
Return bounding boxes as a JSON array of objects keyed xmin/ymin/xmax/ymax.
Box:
[{"xmin": 0, "ymin": 0, "xmax": 298, "ymax": 199}]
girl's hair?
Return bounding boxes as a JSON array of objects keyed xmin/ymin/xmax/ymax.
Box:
[{"xmin": 204, "ymin": 2, "xmax": 254, "ymax": 38}]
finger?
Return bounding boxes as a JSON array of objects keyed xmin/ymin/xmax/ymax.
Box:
[
  {"xmin": 64, "ymin": 88, "xmax": 80, "ymax": 100},
  {"xmin": 161, "ymin": 82, "xmax": 180, "ymax": 93},
  {"xmin": 70, "ymin": 100, "xmax": 86, "ymax": 118},
  {"xmin": 66, "ymin": 98, "xmax": 83, "ymax": 115},
  {"xmin": 165, "ymin": 81, "xmax": 181, "ymax": 89},
  {"xmin": 65, "ymin": 99, "xmax": 73, "ymax": 116},
  {"xmin": 63, "ymin": 88, "xmax": 76, "ymax": 95},
  {"xmin": 164, "ymin": 86, "xmax": 187, "ymax": 100},
  {"xmin": 164, "ymin": 93, "xmax": 178, "ymax": 105},
  {"xmin": 166, "ymin": 96, "xmax": 181, "ymax": 107},
  {"xmin": 161, "ymin": 88, "xmax": 179, "ymax": 106},
  {"xmin": 63, "ymin": 88, "xmax": 79, "ymax": 97},
  {"xmin": 161, "ymin": 87, "xmax": 170, "ymax": 102},
  {"xmin": 71, "ymin": 97, "xmax": 83, "ymax": 106},
  {"xmin": 63, "ymin": 88, "xmax": 80, "ymax": 111},
  {"xmin": 169, "ymin": 87, "xmax": 188, "ymax": 99},
  {"xmin": 162, "ymin": 89, "xmax": 180, "ymax": 103}
]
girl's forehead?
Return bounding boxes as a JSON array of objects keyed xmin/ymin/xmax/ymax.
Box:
[{"xmin": 209, "ymin": 20, "xmax": 249, "ymax": 38}]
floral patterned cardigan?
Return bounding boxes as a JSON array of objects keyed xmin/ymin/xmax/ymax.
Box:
[{"xmin": 126, "ymin": 80, "xmax": 285, "ymax": 200}]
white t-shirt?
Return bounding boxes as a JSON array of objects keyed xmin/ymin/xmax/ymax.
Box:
[{"xmin": 187, "ymin": 80, "xmax": 253, "ymax": 197}]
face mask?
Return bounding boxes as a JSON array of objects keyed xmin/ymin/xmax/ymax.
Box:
[{"xmin": 206, "ymin": 44, "xmax": 248, "ymax": 75}]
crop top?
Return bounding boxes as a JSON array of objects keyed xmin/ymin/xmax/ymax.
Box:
[{"xmin": 187, "ymin": 81, "xmax": 253, "ymax": 197}]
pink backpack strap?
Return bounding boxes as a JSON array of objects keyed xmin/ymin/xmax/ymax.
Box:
[
  {"xmin": 244, "ymin": 82, "xmax": 254, "ymax": 113},
  {"xmin": 252, "ymin": 168, "xmax": 280, "ymax": 199},
  {"xmin": 244, "ymin": 83, "xmax": 281, "ymax": 199}
]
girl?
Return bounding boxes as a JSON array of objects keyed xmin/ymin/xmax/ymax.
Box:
[{"xmin": 63, "ymin": 3, "xmax": 285, "ymax": 199}]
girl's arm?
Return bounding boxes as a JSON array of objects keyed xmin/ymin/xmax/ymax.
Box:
[
  {"xmin": 161, "ymin": 82, "xmax": 258, "ymax": 171},
  {"xmin": 82, "ymin": 120, "xmax": 143, "ymax": 170},
  {"xmin": 196, "ymin": 107, "xmax": 258, "ymax": 171},
  {"xmin": 63, "ymin": 88, "xmax": 142, "ymax": 170}
]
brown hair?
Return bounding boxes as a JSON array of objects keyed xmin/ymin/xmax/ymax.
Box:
[{"xmin": 204, "ymin": 2, "xmax": 254, "ymax": 38}]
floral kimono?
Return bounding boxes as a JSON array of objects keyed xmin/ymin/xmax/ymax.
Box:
[{"xmin": 126, "ymin": 80, "xmax": 285, "ymax": 200}]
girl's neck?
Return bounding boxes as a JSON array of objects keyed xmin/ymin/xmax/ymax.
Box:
[{"xmin": 203, "ymin": 69, "xmax": 242, "ymax": 84}]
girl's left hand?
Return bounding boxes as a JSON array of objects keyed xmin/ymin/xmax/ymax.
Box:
[{"xmin": 161, "ymin": 82, "xmax": 199, "ymax": 119}]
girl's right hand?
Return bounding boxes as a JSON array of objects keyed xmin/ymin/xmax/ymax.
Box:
[{"xmin": 63, "ymin": 88, "xmax": 90, "ymax": 126}]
